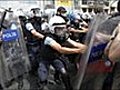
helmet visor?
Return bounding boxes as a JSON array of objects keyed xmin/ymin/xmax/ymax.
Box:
[{"xmin": 54, "ymin": 25, "xmax": 69, "ymax": 40}]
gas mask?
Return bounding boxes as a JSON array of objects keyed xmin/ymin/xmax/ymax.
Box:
[
  {"xmin": 29, "ymin": 8, "xmax": 41, "ymax": 21},
  {"xmin": 49, "ymin": 15, "xmax": 69, "ymax": 41},
  {"xmin": 33, "ymin": 10, "xmax": 41, "ymax": 20},
  {"xmin": 54, "ymin": 26, "xmax": 69, "ymax": 41}
]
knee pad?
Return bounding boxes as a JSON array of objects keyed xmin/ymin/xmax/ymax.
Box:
[{"xmin": 60, "ymin": 68, "xmax": 66, "ymax": 74}]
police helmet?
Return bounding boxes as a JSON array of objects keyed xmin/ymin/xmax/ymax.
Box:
[
  {"xmin": 49, "ymin": 16, "xmax": 66, "ymax": 33},
  {"xmin": 27, "ymin": 5, "xmax": 41, "ymax": 18},
  {"xmin": 49, "ymin": 16, "xmax": 69, "ymax": 41},
  {"xmin": 69, "ymin": 13, "xmax": 81, "ymax": 22}
]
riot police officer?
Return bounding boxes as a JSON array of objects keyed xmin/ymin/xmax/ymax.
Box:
[
  {"xmin": 41, "ymin": 15, "xmax": 50, "ymax": 34},
  {"xmin": 103, "ymin": 1, "xmax": 120, "ymax": 90},
  {"xmin": 68, "ymin": 13, "xmax": 88, "ymax": 42},
  {"xmin": 24, "ymin": 7, "xmax": 44, "ymax": 72},
  {"xmin": 38, "ymin": 15, "xmax": 87, "ymax": 90}
]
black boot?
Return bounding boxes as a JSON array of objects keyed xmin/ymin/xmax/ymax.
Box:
[
  {"xmin": 37, "ymin": 80, "xmax": 48, "ymax": 90},
  {"xmin": 54, "ymin": 71, "xmax": 62, "ymax": 84},
  {"xmin": 61, "ymin": 73, "xmax": 73, "ymax": 90},
  {"xmin": 0, "ymin": 84, "xmax": 3, "ymax": 90}
]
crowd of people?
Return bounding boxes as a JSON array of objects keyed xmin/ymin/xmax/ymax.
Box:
[
  {"xmin": 0, "ymin": 0, "xmax": 120, "ymax": 90},
  {"xmin": 20, "ymin": 6, "xmax": 88, "ymax": 90}
]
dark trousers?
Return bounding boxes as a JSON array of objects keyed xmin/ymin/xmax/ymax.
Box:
[
  {"xmin": 38, "ymin": 59, "xmax": 73, "ymax": 90},
  {"xmin": 27, "ymin": 43, "xmax": 41, "ymax": 72},
  {"xmin": 38, "ymin": 59, "xmax": 64, "ymax": 82}
]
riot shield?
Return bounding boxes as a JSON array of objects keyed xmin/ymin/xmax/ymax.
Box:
[
  {"xmin": 0, "ymin": 9, "xmax": 30, "ymax": 89},
  {"xmin": 73, "ymin": 14, "xmax": 109, "ymax": 90}
]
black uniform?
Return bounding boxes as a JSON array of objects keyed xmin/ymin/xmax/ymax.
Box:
[
  {"xmin": 21, "ymin": 16, "xmax": 42, "ymax": 72},
  {"xmin": 38, "ymin": 34, "xmax": 73, "ymax": 90}
]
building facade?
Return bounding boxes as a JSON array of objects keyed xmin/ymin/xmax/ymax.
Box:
[{"xmin": 0, "ymin": 0, "xmax": 118, "ymax": 13}]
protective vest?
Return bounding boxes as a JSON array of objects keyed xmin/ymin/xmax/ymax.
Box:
[{"xmin": 25, "ymin": 17, "xmax": 42, "ymax": 44}]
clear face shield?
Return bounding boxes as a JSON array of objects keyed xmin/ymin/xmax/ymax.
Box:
[
  {"xmin": 30, "ymin": 8, "xmax": 41, "ymax": 21},
  {"xmin": 53, "ymin": 25, "xmax": 69, "ymax": 41},
  {"xmin": 33, "ymin": 9, "xmax": 41, "ymax": 17}
]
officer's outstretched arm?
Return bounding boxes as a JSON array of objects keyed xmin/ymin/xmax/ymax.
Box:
[
  {"xmin": 69, "ymin": 27, "xmax": 88, "ymax": 33},
  {"xmin": 44, "ymin": 37, "xmax": 87, "ymax": 54},
  {"xmin": 66, "ymin": 38, "xmax": 87, "ymax": 53}
]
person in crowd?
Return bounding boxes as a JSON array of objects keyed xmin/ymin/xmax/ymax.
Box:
[
  {"xmin": 100, "ymin": 0, "xmax": 120, "ymax": 90},
  {"xmin": 68, "ymin": 12, "xmax": 88, "ymax": 43},
  {"xmin": 41, "ymin": 15, "xmax": 50, "ymax": 34},
  {"xmin": 37, "ymin": 15, "xmax": 87, "ymax": 90},
  {"xmin": 23, "ymin": 7, "xmax": 45, "ymax": 72}
]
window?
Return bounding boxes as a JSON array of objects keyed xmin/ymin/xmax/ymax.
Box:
[
  {"xmin": 19, "ymin": 1, "xmax": 37, "ymax": 4},
  {"xmin": 82, "ymin": 0, "xmax": 88, "ymax": 5}
]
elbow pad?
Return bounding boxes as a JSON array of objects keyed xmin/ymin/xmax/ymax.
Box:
[{"xmin": 44, "ymin": 36, "xmax": 54, "ymax": 45}]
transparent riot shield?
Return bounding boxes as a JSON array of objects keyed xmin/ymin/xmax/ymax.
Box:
[
  {"xmin": 0, "ymin": 9, "xmax": 30, "ymax": 89},
  {"xmin": 73, "ymin": 14, "xmax": 109, "ymax": 90},
  {"xmin": 80, "ymin": 15, "xmax": 120, "ymax": 90}
]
